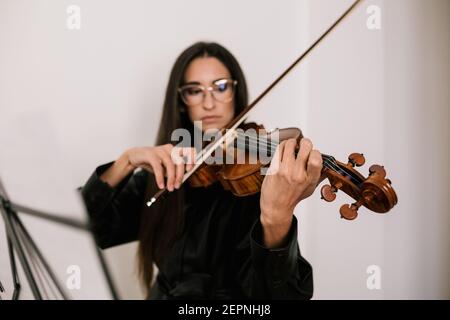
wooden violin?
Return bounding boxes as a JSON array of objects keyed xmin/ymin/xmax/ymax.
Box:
[
  {"xmin": 146, "ymin": 0, "xmax": 398, "ymax": 220},
  {"xmin": 187, "ymin": 122, "xmax": 397, "ymax": 220}
]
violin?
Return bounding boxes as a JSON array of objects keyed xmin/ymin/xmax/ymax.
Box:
[
  {"xmin": 187, "ymin": 122, "xmax": 397, "ymax": 220},
  {"xmin": 146, "ymin": 0, "xmax": 398, "ymax": 220}
]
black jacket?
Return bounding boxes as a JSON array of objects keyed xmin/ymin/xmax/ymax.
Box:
[{"xmin": 80, "ymin": 162, "xmax": 313, "ymax": 299}]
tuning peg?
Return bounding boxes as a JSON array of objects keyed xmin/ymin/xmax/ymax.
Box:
[
  {"xmin": 340, "ymin": 203, "xmax": 359, "ymax": 220},
  {"xmin": 369, "ymin": 164, "xmax": 386, "ymax": 178},
  {"xmin": 321, "ymin": 184, "xmax": 338, "ymax": 202},
  {"xmin": 339, "ymin": 198, "xmax": 366, "ymax": 220},
  {"xmin": 348, "ymin": 153, "xmax": 365, "ymax": 167}
]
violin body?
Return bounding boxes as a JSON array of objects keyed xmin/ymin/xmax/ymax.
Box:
[{"xmin": 189, "ymin": 122, "xmax": 302, "ymax": 196}]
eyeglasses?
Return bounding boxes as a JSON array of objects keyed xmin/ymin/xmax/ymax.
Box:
[{"xmin": 178, "ymin": 79, "xmax": 237, "ymax": 107}]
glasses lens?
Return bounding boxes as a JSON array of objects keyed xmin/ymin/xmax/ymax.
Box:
[
  {"xmin": 212, "ymin": 79, "xmax": 235, "ymax": 103},
  {"xmin": 180, "ymin": 86, "xmax": 204, "ymax": 106}
]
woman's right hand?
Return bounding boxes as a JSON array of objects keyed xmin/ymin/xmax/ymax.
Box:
[{"xmin": 126, "ymin": 144, "xmax": 197, "ymax": 191}]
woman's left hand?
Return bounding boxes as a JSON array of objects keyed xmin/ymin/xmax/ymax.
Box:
[{"xmin": 259, "ymin": 138, "xmax": 323, "ymax": 247}]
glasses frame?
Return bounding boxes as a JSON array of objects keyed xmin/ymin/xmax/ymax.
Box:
[{"xmin": 178, "ymin": 79, "xmax": 238, "ymax": 107}]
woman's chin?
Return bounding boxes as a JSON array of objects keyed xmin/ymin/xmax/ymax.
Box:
[
  {"xmin": 199, "ymin": 123, "xmax": 222, "ymax": 133},
  {"xmin": 193, "ymin": 119, "xmax": 229, "ymax": 133}
]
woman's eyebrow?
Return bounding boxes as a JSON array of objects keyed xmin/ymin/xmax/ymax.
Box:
[
  {"xmin": 183, "ymin": 81, "xmax": 201, "ymax": 86},
  {"xmin": 212, "ymin": 77, "xmax": 228, "ymax": 83}
]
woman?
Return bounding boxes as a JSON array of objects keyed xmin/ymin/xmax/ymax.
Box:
[{"xmin": 80, "ymin": 42, "xmax": 323, "ymax": 299}]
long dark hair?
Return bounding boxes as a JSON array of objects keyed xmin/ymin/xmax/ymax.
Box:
[{"xmin": 137, "ymin": 42, "xmax": 248, "ymax": 297}]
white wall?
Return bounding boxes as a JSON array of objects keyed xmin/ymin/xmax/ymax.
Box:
[
  {"xmin": 382, "ymin": 0, "xmax": 450, "ymax": 299},
  {"xmin": 301, "ymin": 0, "xmax": 450, "ymax": 299},
  {"xmin": 0, "ymin": 0, "xmax": 448, "ymax": 299}
]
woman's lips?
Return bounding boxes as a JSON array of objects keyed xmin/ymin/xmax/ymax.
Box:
[{"xmin": 200, "ymin": 116, "xmax": 221, "ymax": 124}]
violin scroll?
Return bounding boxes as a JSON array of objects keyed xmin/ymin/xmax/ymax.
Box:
[{"xmin": 321, "ymin": 152, "xmax": 398, "ymax": 220}]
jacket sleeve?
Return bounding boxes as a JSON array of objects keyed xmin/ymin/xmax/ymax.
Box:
[
  {"xmin": 79, "ymin": 162, "xmax": 149, "ymax": 249},
  {"xmin": 236, "ymin": 215, "xmax": 313, "ymax": 299}
]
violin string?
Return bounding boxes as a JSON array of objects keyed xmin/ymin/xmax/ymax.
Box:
[
  {"xmin": 232, "ymin": 131, "xmax": 363, "ymax": 185},
  {"xmin": 194, "ymin": 131, "xmax": 362, "ymax": 185},
  {"xmin": 233, "ymin": 135, "xmax": 343, "ymax": 179}
]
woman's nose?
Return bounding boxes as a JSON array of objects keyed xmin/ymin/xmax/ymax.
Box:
[{"xmin": 202, "ymin": 91, "xmax": 215, "ymax": 110}]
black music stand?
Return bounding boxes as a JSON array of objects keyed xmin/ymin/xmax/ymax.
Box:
[{"xmin": 0, "ymin": 177, "xmax": 118, "ymax": 300}]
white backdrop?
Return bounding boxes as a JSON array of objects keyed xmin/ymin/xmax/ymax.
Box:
[{"xmin": 0, "ymin": 0, "xmax": 449, "ymax": 299}]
